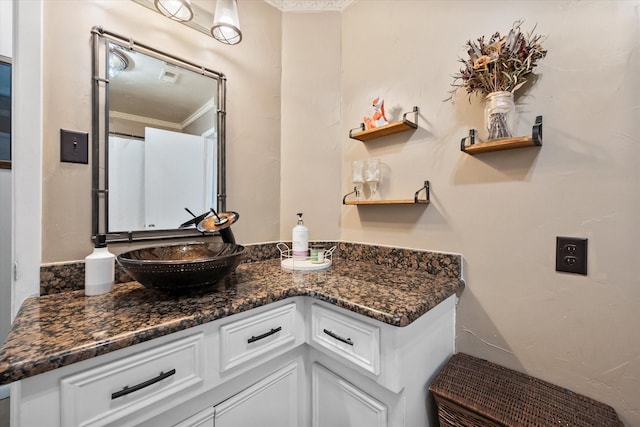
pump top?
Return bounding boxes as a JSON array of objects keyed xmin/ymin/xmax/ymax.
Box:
[{"xmin": 95, "ymin": 234, "xmax": 107, "ymax": 248}]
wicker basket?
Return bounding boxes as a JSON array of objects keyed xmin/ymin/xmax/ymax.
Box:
[{"xmin": 429, "ymin": 353, "xmax": 622, "ymax": 427}]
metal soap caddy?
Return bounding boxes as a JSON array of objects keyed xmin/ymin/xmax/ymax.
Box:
[{"xmin": 277, "ymin": 243, "xmax": 336, "ymax": 271}]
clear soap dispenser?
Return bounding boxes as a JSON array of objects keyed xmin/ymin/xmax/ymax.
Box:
[{"xmin": 84, "ymin": 234, "xmax": 115, "ymax": 296}]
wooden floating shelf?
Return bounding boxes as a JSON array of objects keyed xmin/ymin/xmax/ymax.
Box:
[
  {"xmin": 461, "ymin": 115, "xmax": 543, "ymax": 155},
  {"xmin": 349, "ymin": 106, "xmax": 418, "ymax": 142},
  {"xmin": 349, "ymin": 121, "xmax": 417, "ymax": 142},
  {"xmin": 344, "ymin": 199, "xmax": 429, "ymax": 206},
  {"xmin": 343, "ymin": 180, "xmax": 430, "ymax": 206},
  {"xmin": 463, "ymin": 136, "xmax": 538, "ymax": 154}
]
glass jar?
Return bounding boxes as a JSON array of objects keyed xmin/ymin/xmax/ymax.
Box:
[
  {"xmin": 484, "ymin": 91, "xmax": 515, "ymax": 140},
  {"xmin": 310, "ymin": 244, "xmax": 325, "ymax": 263}
]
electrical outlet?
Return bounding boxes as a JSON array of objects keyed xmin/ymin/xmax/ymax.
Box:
[
  {"xmin": 60, "ymin": 129, "xmax": 88, "ymax": 164},
  {"xmin": 556, "ymin": 237, "xmax": 587, "ymax": 275}
]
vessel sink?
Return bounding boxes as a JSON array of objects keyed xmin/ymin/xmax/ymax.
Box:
[{"xmin": 117, "ymin": 242, "xmax": 246, "ymax": 292}]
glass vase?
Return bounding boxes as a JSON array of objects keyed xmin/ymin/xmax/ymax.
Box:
[{"xmin": 484, "ymin": 91, "xmax": 515, "ymax": 140}]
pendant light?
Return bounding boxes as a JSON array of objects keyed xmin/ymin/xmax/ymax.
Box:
[
  {"xmin": 154, "ymin": 0, "xmax": 193, "ymax": 22},
  {"xmin": 211, "ymin": 0, "xmax": 242, "ymax": 45}
]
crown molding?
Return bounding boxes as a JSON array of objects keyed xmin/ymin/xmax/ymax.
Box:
[
  {"xmin": 109, "ymin": 111, "xmax": 183, "ymax": 131},
  {"xmin": 264, "ymin": 0, "xmax": 354, "ymax": 12}
]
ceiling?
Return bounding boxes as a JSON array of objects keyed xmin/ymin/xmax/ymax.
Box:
[
  {"xmin": 264, "ymin": 0, "xmax": 354, "ymax": 11},
  {"xmin": 109, "ymin": 43, "xmax": 218, "ymax": 130}
]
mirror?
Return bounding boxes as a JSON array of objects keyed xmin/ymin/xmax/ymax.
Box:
[{"xmin": 91, "ymin": 27, "xmax": 226, "ymax": 243}]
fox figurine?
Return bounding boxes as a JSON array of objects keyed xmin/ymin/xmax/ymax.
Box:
[{"xmin": 363, "ymin": 97, "xmax": 388, "ymax": 130}]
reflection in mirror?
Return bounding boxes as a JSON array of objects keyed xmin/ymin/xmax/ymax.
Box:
[
  {"xmin": 91, "ymin": 27, "xmax": 226, "ymax": 243},
  {"xmin": 0, "ymin": 56, "xmax": 11, "ymax": 169}
]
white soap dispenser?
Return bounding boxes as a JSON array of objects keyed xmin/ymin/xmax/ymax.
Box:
[
  {"xmin": 84, "ymin": 234, "xmax": 115, "ymax": 296},
  {"xmin": 292, "ymin": 213, "xmax": 309, "ymax": 258}
]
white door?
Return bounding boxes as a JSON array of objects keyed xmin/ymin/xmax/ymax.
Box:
[
  {"xmin": 214, "ymin": 362, "xmax": 298, "ymax": 427},
  {"xmin": 144, "ymin": 127, "xmax": 211, "ymax": 230},
  {"xmin": 108, "ymin": 135, "xmax": 145, "ymax": 231},
  {"xmin": 312, "ymin": 363, "xmax": 387, "ymax": 427}
]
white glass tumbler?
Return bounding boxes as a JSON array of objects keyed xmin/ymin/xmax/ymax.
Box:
[{"xmin": 365, "ymin": 158, "xmax": 381, "ymax": 200}]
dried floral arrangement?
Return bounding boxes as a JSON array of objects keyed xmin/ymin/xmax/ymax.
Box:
[{"xmin": 447, "ymin": 21, "xmax": 547, "ymax": 101}]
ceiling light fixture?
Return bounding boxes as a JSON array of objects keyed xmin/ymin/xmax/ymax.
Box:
[
  {"xmin": 132, "ymin": 0, "xmax": 243, "ymax": 45},
  {"xmin": 154, "ymin": 0, "xmax": 193, "ymax": 22},
  {"xmin": 211, "ymin": 0, "xmax": 242, "ymax": 45},
  {"xmin": 108, "ymin": 49, "xmax": 129, "ymax": 78}
]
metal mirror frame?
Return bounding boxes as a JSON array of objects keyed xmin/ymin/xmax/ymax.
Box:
[{"xmin": 91, "ymin": 27, "xmax": 227, "ymax": 243}]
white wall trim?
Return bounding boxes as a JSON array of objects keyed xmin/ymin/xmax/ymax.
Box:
[
  {"xmin": 12, "ymin": 0, "xmax": 43, "ymax": 317},
  {"xmin": 0, "ymin": 0, "xmax": 14, "ymax": 348}
]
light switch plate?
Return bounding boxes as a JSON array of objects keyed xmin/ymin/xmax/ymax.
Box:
[{"xmin": 60, "ymin": 129, "xmax": 88, "ymax": 164}]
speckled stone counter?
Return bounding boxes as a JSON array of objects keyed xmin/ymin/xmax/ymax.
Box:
[{"xmin": 0, "ymin": 244, "xmax": 464, "ymax": 386}]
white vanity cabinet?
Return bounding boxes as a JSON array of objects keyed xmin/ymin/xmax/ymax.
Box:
[
  {"xmin": 311, "ymin": 362, "xmax": 388, "ymax": 427},
  {"xmin": 60, "ymin": 333, "xmax": 205, "ymax": 427},
  {"xmin": 10, "ymin": 299, "xmax": 306, "ymax": 427},
  {"xmin": 311, "ymin": 304, "xmax": 381, "ymax": 375},
  {"xmin": 219, "ymin": 302, "xmax": 298, "ymax": 373},
  {"xmin": 174, "ymin": 362, "xmax": 299, "ymax": 427},
  {"xmin": 307, "ymin": 295, "xmax": 457, "ymax": 426},
  {"xmin": 173, "ymin": 407, "xmax": 215, "ymax": 427},
  {"xmin": 9, "ymin": 295, "xmax": 456, "ymax": 427},
  {"xmin": 214, "ymin": 361, "xmax": 299, "ymax": 427},
  {"xmin": 12, "ymin": 327, "xmax": 214, "ymax": 427}
]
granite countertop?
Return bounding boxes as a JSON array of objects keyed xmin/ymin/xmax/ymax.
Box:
[{"xmin": 0, "ymin": 255, "xmax": 464, "ymax": 386}]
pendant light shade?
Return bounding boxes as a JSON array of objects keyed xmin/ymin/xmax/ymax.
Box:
[
  {"xmin": 211, "ymin": 0, "xmax": 242, "ymax": 45},
  {"xmin": 154, "ymin": 0, "xmax": 193, "ymax": 22}
]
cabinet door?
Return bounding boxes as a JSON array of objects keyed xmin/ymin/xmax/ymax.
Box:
[
  {"xmin": 312, "ymin": 363, "xmax": 387, "ymax": 427},
  {"xmin": 174, "ymin": 407, "xmax": 215, "ymax": 427},
  {"xmin": 214, "ymin": 362, "xmax": 298, "ymax": 427}
]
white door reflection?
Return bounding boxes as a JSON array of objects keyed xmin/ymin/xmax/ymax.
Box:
[{"xmin": 108, "ymin": 127, "xmax": 215, "ymax": 232}]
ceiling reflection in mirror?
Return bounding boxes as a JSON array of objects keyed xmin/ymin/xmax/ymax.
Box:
[{"xmin": 91, "ymin": 27, "xmax": 226, "ymax": 243}]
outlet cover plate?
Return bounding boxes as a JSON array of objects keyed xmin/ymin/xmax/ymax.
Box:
[
  {"xmin": 556, "ymin": 237, "xmax": 587, "ymax": 275},
  {"xmin": 60, "ymin": 129, "xmax": 88, "ymax": 164}
]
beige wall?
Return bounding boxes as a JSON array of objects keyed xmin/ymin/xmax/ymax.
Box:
[
  {"xmin": 36, "ymin": 0, "xmax": 638, "ymax": 423},
  {"xmin": 280, "ymin": 12, "xmax": 342, "ymax": 241},
  {"xmin": 42, "ymin": 0, "xmax": 282, "ymax": 262},
  {"xmin": 341, "ymin": 1, "xmax": 639, "ymax": 424}
]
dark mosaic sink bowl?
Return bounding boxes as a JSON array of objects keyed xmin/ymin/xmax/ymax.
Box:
[{"xmin": 117, "ymin": 242, "xmax": 245, "ymax": 292}]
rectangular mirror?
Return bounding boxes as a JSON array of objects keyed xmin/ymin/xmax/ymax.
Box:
[{"xmin": 91, "ymin": 27, "xmax": 226, "ymax": 243}]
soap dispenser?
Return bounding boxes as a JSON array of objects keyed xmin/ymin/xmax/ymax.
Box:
[
  {"xmin": 84, "ymin": 234, "xmax": 115, "ymax": 296},
  {"xmin": 292, "ymin": 213, "xmax": 309, "ymax": 258}
]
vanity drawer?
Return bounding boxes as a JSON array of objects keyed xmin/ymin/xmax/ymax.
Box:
[
  {"xmin": 220, "ymin": 303, "xmax": 297, "ymax": 372},
  {"xmin": 311, "ymin": 304, "xmax": 380, "ymax": 375},
  {"xmin": 60, "ymin": 333, "xmax": 204, "ymax": 427}
]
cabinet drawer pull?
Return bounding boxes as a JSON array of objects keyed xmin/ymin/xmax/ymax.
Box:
[
  {"xmin": 248, "ymin": 326, "xmax": 282, "ymax": 344},
  {"xmin": 323, "ymin": 328, "xmax": 354, "ymax": 346},
  {"xmin": 111, "ymin": 369, "xmax": 176, "ymax": 400}
]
